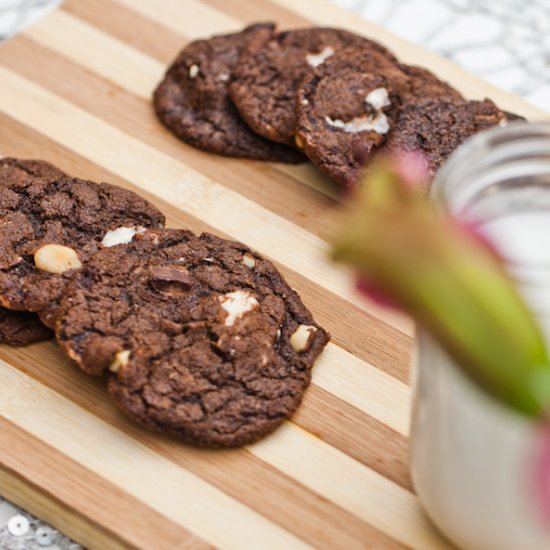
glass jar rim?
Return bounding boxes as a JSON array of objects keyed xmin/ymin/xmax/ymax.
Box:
[
  {"xmin": 431, "ymin": 121, "xmax": 550, "ymax": 211},
  {"xmin": 430, "ymin": 121, "xmax": 550, "ymax": 285}
]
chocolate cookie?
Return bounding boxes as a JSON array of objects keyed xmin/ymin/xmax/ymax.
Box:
[
  {"xmin": 56, "ymin": 229, "xmax": 329, "ymax": 448},
  {"xmin": 229, "ymin": 28, "xmax": 399, "ymax": 147},
  {"xmin": 0, "ymin": 173, "xmax": 165, "ymax": 327},
  {"xmin": 0, "ymin": 309, "xmax": 52, "ymax": 346},
  {"xmin": 0, "ymin": 157, "xmax": 66, "ymax": 183},
  {"xmin": 154, "ymin": 24, "xmax": 305, "ymax": 163},
  {"xmin": 0, "ymin": 158, "xmax": 67, "ymax": 344},
  {"xmin": 383, "ymin": 98, "xmax": 524, "ymax": 174},
  {"xmin": 294, "ymin": 49, "xmax": 462, "ymax": 188},
  {"xmin": 399, "ymin": 64, "xmax": 462, "ymax": 100}
]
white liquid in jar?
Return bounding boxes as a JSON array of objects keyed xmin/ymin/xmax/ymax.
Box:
[
  {"xmin": 479, "ymin": 211, "xmax": 550, "ymax": 265},
  {"xmin": 478, "ymin": 211, "xmax": 550, "ymax": 324}
]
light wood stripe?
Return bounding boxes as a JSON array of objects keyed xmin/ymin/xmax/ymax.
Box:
[
  {"xmin": 63, "ymin": 0, "xmax": 185, "ymax": 65},
  {"xmin": 293, "ymin": 386, "xmax": 411, "ymax": 491},
  {"xmin": 116, "ymin": 0, "xmax": 241, "ymax": 39},
  {"xmin": 0, "ymin": 359, "xmax": 311, "ymax": 550},
  {"xmin": 315, "ymin": 344, "xmax": 411, "ymax": 436},
  {"xmin": 24, "ymin": 9, "xmax": 163, "ymax": 100},
  {"xmin": 0, "ymin": 62, "xmax": 411, "ymax": 337}
]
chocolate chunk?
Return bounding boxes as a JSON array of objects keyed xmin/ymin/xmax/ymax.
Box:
[{"xmin": 150, "ymin": 265, "xmax": 192, "ymax": 294}]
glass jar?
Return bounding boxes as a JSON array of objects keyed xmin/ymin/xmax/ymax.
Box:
[{"xmin": 410, "ymin": 123, "xmax": 550, "ymax": 550}]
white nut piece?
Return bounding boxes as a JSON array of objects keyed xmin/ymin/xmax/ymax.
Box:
[
  {"xmin": 102, "ymin": 226, "xmax": 145, "ymax": 247},
  {"xmin": 34, "ymin": 244, "xmax": 82, "ymax": 273},
  {"xmin": 109, "ymin": 350, "xmax": 131, "ymax": 373},
  {"xmin": 241, "ymin": 253, "xmax": 255, "ymax": 268},
  {"xmin": 306, "ymin": 46, "xmax": 334, "ymax": 67},
  {"xmin": 290, "ymin": 324, "xmax": 317, "ymax": 353}
]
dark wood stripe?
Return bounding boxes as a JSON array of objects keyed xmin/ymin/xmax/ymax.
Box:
[
  {"xmin": 296, "ymin": 386, "xmax": 411, "ymax": 490},
  {"xmin": 203, "ymin": 0, "xmax": 311, "ymax": 28}
]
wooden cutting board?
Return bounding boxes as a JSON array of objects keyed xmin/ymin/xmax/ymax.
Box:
[{"xmin": 0, "ymin": 1, "xmax": 547, "ymax": 548}]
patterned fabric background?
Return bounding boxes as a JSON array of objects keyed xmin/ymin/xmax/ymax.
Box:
[{"xmin": 0, "ymin": 0, "xmax": 548, "ymax": 547}]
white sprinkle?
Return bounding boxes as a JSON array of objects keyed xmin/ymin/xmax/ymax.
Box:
[
  {"xmin": 189, "ymin": 64, "xmax": 199, "ymax": 78},
  {"xmin": 306, "ymin": 46, "xmax": 334, "ymax": 67},
  {"xmin": 218, "ymin": 73, "xmax": 230, "ymax": 82},
  {"xmin": 220, "ymin": 290, "xmax": 259, "ymax": 326},
  {"xmin": 101, "ymin": 226, "xmax": 145, "ymax": 247},
  {"xmin": 204, "ymin": 257, "xmax": 214, "ymax": 263},
  {"xmin": 301, "ymin": 98, "xmax": 309, "ymax": 106}
]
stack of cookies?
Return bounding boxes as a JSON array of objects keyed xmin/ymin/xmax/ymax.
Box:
[
  {"xmin": 154, "ymin": 24, "xmax": 523, "ymax": 188},
  {"xmin": 0, "ymin": 158, "xmax": 329, "ymax": 448}
]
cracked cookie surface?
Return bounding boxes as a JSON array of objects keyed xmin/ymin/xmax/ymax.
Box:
[
  {"xmin": 56, "ymin": 229, "xmax": 329, "ymax": 448},
  {"xmin": 382, "ymin": 98, "xmax": 524, "ymax": 174},
  {"xmin": 153, "ymin": 24, "xmax": 305, "ymax": 163},
  {"xmin": 0, "ymin": 167, "xmax": 165, "ymax": 327},
  {"xmin": 229, "ymin": 27, "xmax": 399, "ymax": 147},
  {"xmin": 0, "ymin": 158, "xmax": 66, "ymax": 344},
  {"xmin": 294, "ymin": 49, "xmax": 462, "ymax": 188},
  {"xmin": 0, "ymin": 308, "xmax": 52, "ymax": 346}
]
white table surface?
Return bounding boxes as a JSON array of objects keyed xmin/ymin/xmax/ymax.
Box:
[{"xmin": 0, "ymin": 0, "xmax": 548, "ymax": 548}]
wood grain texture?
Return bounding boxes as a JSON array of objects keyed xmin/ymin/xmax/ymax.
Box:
[{"xmin": 0, "ymin": 0, "xmax": 545, "ymax": 547}]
